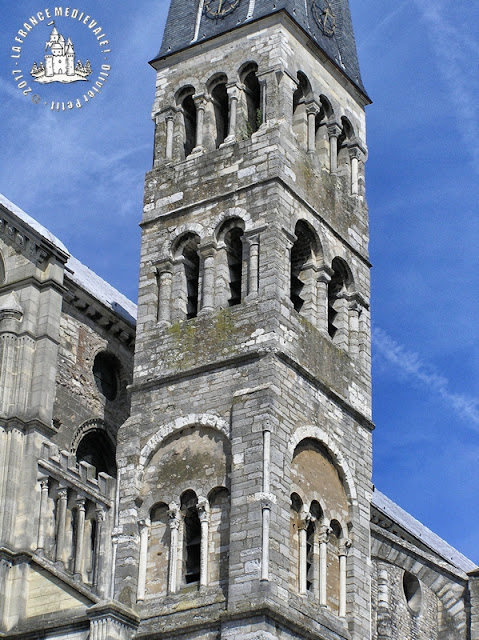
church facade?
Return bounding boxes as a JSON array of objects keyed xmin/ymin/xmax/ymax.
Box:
[{"xmin": 1, "ymin": 0, "xmax": 478, "ymax": 639}]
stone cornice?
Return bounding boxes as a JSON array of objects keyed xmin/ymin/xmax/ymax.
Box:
[
  {"xmin": 0, "ymin": 206, "xmax": 70, "ymax": 268},
  {"xmin": 63, "ymin": 280, "xmax": 136, "ymax": 348}
]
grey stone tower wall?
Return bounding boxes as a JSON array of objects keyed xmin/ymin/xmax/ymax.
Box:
[{"xmin": 117, "ymin": 14, "xmax": 372, "ymax": 640}]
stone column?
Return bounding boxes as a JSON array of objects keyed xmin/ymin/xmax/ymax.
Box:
[
  {"xmin": 197, "ymin": 497, "xmax": 210, "ymax": 588},
  {"xmin": 156, "ymin": 260, "xmax": 173, "ymax": 325},
  {"xmin": 377, "ymin": 562, "xmax": 392, "ymax": 640},
  {"xmin": 306, "ymin": 101, "xmax": 320, "ymax": 154},
  {"xmin": 165, "ymin": 111, "xmax": 175, "ymax": 161},
  {"xmin": 224, "ymin": 83, "xmax": 239, "ymax": 143},
  {"xmin": 349, "ymin": 146, "xmax": 361, "ymax": 195},
  {"xmin": 199, "ymin": 240, "xmax": 217, "ymax": 313},
  {"xmin": 338, "ymin": 539, "xmax": 351, "ymax": 617},
  {"xmin": 332, "ymin": 294, "xmax": 350, "ymax": 350},
  {"xmin": 348, "ymin": 297, "xmax": 361, "ymax": 359},
  {"xmin": 168, "ymin": 502, "xmax": 180, "ymax": 594},
  {"xmin": 319, "ymin": 524, "xmax": 331, "ymax": 606},
  {"xmin": 55, "ymin": 486, "xmax": 68, "ymax": 563},
  {"xmin": 74, "ymin": 497, "xmax": 86, "ymax": 578},
  {"xmin": 36, "ymin": 477, "xmax": 49, "ymax": 554},
  {"xmin": 93, "ymin": 506, "xmax": 105, "ymax": 595},
  {"xmin": 192, "ymin": 94, "xmax": 206, "ymax": 153},
  {"xmin": 317, "ymin": 266, "xmax": 333, "ymax": 335},
  {"xmin": 260, "ymin": 430, "xmax": 271, "ymax": 581},
  {"xmin": 327, "ymin": 122, "xmax": 341, "ymax": 174},
  {"xmin": 137, "ymin": 518, "xmax": 150, "ymax": 601}
]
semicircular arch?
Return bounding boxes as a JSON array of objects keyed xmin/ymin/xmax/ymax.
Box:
[{"xmin": 288, "ymin": 425, "xmax": 358, "ymax": 511}]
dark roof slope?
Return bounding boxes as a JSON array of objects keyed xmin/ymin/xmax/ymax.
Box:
[{"xmin": 155, "ymin": 0, "xmax": 365, "ymax": 94}]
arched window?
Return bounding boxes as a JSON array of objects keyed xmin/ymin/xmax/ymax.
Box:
[
  {"xmin": 177, "ymin": 86, "xmax": 197, "ymax": 158},
  {"xmin": 241, "ymin": 63, "xmax": 261, "ymax": 135},
  {"xmin": 173, "ymin": 233, "xmax": 201, "ymax": 320},
  {"xmin": 316, "ymin": 95, "xmax": 333, "ymax": 165},
  {"xmin": 328, "ymin": 257, "xmax": 352, "ymax": 348},
  {"xmin": 292, "ymin": 72, "xmax": 312, "ymax": 145},
  {"xmin": 327, "ymin": 520, "xmax": 342, "ymax": 613},
  {"xmin": 181, "ymin": 491, "xmax": 201, "ymax": 584},
  {"xmin": 225, "ymin": 227, "xmax": 243, "ymax": 306},
  {"xmin": 290, "ymin": 220, "xmax": 320, "ymax": 318},
  {"xmin": 215, "ymin": 218, "xmax": 245, "ymax": 308},
  {"xmin": 210, "ymin": 75, "xmax": 229, "ymax": 148},
  {"xmin": 337, "ymin": 117, "xmax": 354, "ymax": 167},
  {"xmin": 146, "ymin": 503, "xmax": 169, "ymax": 598},
  {"xmin": 76, "ymin": 428, "xmax": 117, "ymax": 478},
  {"xmin": 290, "ymin": 493, "xmax": 303, "ymax": 591},
  {"xmin": 290, "ymin": 439, "xmax": 350, "ymax": 611},
  {"xmin": 208, "ymin": 487, "xmax": 230, "ymax": 587}
]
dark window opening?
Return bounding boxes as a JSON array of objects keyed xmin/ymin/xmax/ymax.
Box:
[
  {"xmin": 181, "ymin": 492, "xmax": 201, "ymax": 584},
  {"xmin": 225, "ymin": 227, "xmax": 243, "ymax": 306},
  {"xmin": 76, "ymin": 430, "xmax": 117, "ymax": 478},
  {"xmin": 244, "ymin": 68, "xmax": 261, "ymax": 135},
  {"xmin": 403, "ymin": 571, "xmax": 422, "ymax": 615},
  {"xmin": 182, "ymin": 94, "xmax": 197, "ymax": 157},
  {"xmin": 93, "ymin": 352, "xmax": 119, "ymax": 401},
  {"xmin": 290, "ymin": 222, "xmax": 315, "ymax": 312},
  {"xmin": 212, "ymin": 82, "xmax": 229, "ymax": 148},
  {"xmin": 182, "ymin": 236, "xmax": 200, "ymax": 319},
  {"xmin": 328, "ymin": 259, "xmax": 346, "ymax": 339}
]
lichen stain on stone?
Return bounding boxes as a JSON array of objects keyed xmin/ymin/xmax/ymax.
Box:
[{"xmin": 165, "ymin": 308, "xmax": 236, "ymax": 370}]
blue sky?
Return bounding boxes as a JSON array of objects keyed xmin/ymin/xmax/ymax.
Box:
[{"xmin": 1, "ymin": 1, "xmax": 478, "ymax": 564}]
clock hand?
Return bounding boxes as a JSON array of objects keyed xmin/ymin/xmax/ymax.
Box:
[{"xmin": 218, "ymin": 0, "xmax": 223, "ymax": 13}]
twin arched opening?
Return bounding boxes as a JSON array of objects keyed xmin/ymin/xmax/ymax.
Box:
[{"xmin": 290, "ymin": 438, "xmax": 350, "ymax": 616}]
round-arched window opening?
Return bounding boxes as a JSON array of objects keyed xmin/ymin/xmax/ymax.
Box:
[
  {"xmin": 76, "ymin": 429, "xmax": 117, "ymax": 478},
  {"xmin": 93, "ymin": 352, "xmax": 119, "ymax": 401},
  {"xmin": 403, "ymin": 571, "xmax": 422, "ymax": 616}
]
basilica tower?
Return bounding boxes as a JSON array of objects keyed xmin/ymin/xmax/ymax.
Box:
[{"xmin": 115, "ymin": 1, "xmax": 373, "ymax": 638}]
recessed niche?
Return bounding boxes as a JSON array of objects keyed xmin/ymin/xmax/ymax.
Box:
[{"xmin": 403, "ymin": 571, "xmax": 422, "ymax": 615}]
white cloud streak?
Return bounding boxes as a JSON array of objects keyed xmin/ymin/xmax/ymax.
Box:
[
  {"xmin": 373, "ymin": 327, "xmax": 479, "ymax": 428},
  {"xmin": 413, "ymin": 0, "xmax": 479, "ymax": 172}
]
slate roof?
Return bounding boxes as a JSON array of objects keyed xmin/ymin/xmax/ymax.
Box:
[
  {"xmin": 372, "ymin": 488, "xmax": 477, "ymax": 574},
  {"xmin": 0, "ymin": 194, "xmax": 137, "ymax": 326},
  {"xmin": 154, "ymin": 0, "xmax": 365, "ymax": 94}
]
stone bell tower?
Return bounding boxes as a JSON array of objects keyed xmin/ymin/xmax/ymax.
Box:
[{"xmin": 115, "ymin": 0, "xmax": 372, "ymax": 638}]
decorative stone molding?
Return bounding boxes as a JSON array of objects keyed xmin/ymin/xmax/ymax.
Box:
[
  {"xmin": 288, "ymin": 425, "xmax": 358, "ymax": 508},
  {"xmin": 139, "ymin": 413, "xmax": 230, "ymax": 472},
  {"xmin": 0, "ymin": 213, "xmax": 68, "ymax": 267}
]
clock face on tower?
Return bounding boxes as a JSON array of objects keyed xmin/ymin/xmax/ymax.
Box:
[
  {"xmin": 204, "ymin": 0, "xmax": 241, "ymax": 19},
  {"xmin": 311, "ymin": 0, "xmax": 337, "ymax": 37}
]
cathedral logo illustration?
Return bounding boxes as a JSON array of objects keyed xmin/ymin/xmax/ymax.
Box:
[{"xmin": 30, "ymin": 22, "xmax": 92, "ymax": 84}]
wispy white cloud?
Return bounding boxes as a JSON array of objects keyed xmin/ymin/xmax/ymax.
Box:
[
  {"xmin": 412, "ymin": 0, "xmax": 479, "ymax": 172},
  {"xmin": 356, "ymin": 0, "xmax": 412, "ymax": 51},
  {"xmin": 373, "ymin": 326, "xmax": 479, "ymax": 428}
]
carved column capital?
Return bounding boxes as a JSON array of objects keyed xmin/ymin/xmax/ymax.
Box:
[
  {"xmin": 197, "ymin": 496, "xmax": 210, "ymax": 522},
  {"xmin": 339, "ymin": 538, "xmax": 352, "ymax": 556},
  {"xmin": 317, "ymin": 265, "xmax": 334, "ymax": 284},
  {"xmin": 319, "ymin": 524, "xmax": 332, "ymax": 544},
  {"xmin": 327, "ymin": 121, "xmax": 342, "ymax": 138},
  {"xmin": 305, "ymin": 99, "xmax": 321, "ymax": 116},
  {"xmin": 168, "ymin": 502, "xmax": 180, "ymax": 530}
]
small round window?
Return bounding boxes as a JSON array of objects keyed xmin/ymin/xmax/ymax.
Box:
[
  {"xmin": 403, "ymin": 571, "xmax": 422, "ymax": 616},
  {"xmin": 93, "ymin": 352, "xmax": 119, "ymax": 400}
]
